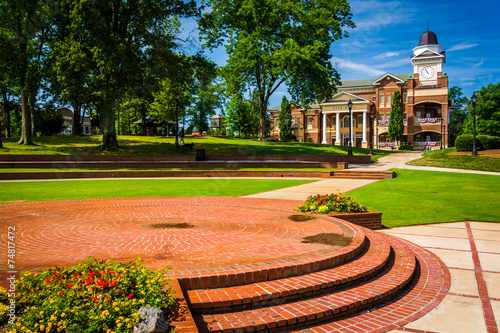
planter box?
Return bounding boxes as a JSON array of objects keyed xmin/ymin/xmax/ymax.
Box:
[{"xmin": 330, "ymin": 211, "xmax": 382, "ymax": 230}]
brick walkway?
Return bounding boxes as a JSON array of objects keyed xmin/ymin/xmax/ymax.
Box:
[{"xmin": 0, "ymin": 197, "xmax": 449, "ymax": 332}]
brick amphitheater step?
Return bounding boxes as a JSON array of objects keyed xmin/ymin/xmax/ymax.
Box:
[{"xmin": 189, "ymin": 229, "xmax": 417, "ymax": 332}]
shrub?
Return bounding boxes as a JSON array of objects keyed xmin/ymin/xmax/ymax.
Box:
[
  {"xmin": 398, "ymin": 145, "xmax": 414, "ymax": 151},
  {"xmin": 455, "ymin": 134, "xmax": 500, "ymax": 151},
  {"xmin": 297, "ymin": 192, "xmax": 364, "ymax": 214},
  {"xmin": 477, "ymin": 135, "xmax": 500, "ymax": 150},
  {"xmin": 455, "ymin": 134, "xmax": 474, "ymax": 151},
  {"xmin": 12, "ymin": 257, "xmax": 175, "ymax": 333}
]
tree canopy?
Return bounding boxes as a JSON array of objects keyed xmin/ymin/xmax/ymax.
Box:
[
  {"xmin": 199, "ymin": 0, "xmax": 354, "ymax": 140},
  {"xmin": 278, "ymin": 96, "xmax": 293, "ymax": 142},
  {"xmin": 388, "ymin": 90, "xmax": 404, "ymax": 144},
  {"xmin": 465, "ymin": 83, "xmax": 500, "ymax": 137}
]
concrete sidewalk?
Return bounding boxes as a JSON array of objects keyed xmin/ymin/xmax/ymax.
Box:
[{"xmin": 383, "ymin": 222, "xmax": 500, "ymax": 333}]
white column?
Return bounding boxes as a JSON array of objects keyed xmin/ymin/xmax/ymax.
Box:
[
  {"xmin": 362, "ymin": 111, "xmax": 367, "ymax": 143},
  {"xmin": 322, "ymin": 112, "xmax": 327, "ymax": 144},
  {"xmin": 335, "ymin": 112, "xmax": 340, "ymax": 144}
]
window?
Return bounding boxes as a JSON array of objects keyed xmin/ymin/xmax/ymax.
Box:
[
  {"xmin": 379, "ymin": 114, "xmax": 384, "ymax": 120},
  {"xmin": 372, "ymin": 97, "xmax": 376, "ymax": 102},
  {"xmin": 276, "ymin": 119, "xmax": 279, "ymax": 128},
  {"xmin": 386, "ymin": 94, "xmax": 391, "ymax": 106},
  {"xmin": 416, "ymin": 112, "xmax": 421, "ymax": 118},
  {"xmin": 403, "ymin": 113, "xmax": 408, "ymax": 120},
  {"xmin": 342, "ymin": 116, "xmax": 350, "ymax": 128},
  {"xmin": 380, "ymin": 94, "xmax": 385, "ymax": 107},
  {"xmin": 358, "ymin": 115, "xmax": 363, "ymax": 125},
  {"xmin": 307, "ymin": 117, "xmax": 313, "ymax": 129},
  {"xmin": 403, "ymin": 93, "xmax": 408, "ymax": 103},
  {"xmin": 297, "ymin": 117, "xmax": 301, "ymax": 124}
]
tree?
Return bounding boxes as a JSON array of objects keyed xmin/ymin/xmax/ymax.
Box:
[
  {"xmin": 464, "ymin": 83, "xmax": 500, "ymax": 136},
  {"xmin": 224, "ymin": 94, "xmax": 259, "ymax": 138},
  {"xmin": 62, "ymin": 0, "xmax": 198, "ymax": 150},
  {"xmin": 448, "ymin": 86, "xmax": 468, "ymax": 146},
  {"xmin": 388, "ymin": 90, "xmax": 404, "ymax": 144},
  {"xmin": 200, "ymin": 0, "xmax": 354, "ymax": 140},
  {"xmin": 0, "ymin": 0, "xmax": 55, "ymax": 145},
  {"xmin": 278, "ymin": 96, "xmax": 293, "ymax": 141}
]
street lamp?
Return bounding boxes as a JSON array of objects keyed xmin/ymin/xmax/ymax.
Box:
[
  {"xmin": 471, "ymin": 92, "xmax": 478, "ymax": 156},
  {"xmin": 347, "ymin": 99, "xmax": 353, "ymax": 156},
  {"xmin": 174, "ymin": 91, "xmax": 180, "ymax": 149},
  {"xmin": 369, "ymin": 112, "xmax": 375, "ymax": 155}
]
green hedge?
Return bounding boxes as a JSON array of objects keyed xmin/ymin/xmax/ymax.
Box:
[
  {"xmin": 398, "ymin": 145, "xmax": 414, "ymax": 151},
  {"xmin": 455, "ymin": 134, "xmax": 500, "ymax": 151}
]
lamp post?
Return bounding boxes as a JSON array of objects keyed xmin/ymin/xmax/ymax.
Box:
[
  {"xmin": 174, "ymin": 91, "xmax": 180, "ymax": 149},
  {"xmin": 369, "ymin": 112, "xmax": 374, "ymax": 155},
  {"xmin": 471, "ymin": 92, "xmax": 478, "ymax": 156},
  {"xmin": 401, "ymin": 115, "xmax": 404, "ymax": 152},
  {"xmin": 347, "ymin": 99, "xmax": 353, "ymax": 155}
]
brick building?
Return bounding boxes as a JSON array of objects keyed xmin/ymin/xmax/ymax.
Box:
[{"xmin": 269, "ymin": 30, "xmax": 450, "ymax": 150}]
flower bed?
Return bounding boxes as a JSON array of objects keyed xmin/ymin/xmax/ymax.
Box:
[
  {"xmin": 297, "ymin": 193, "xmax": 382, "ymax": 229},
  {"xmin": 297, "ymin": 193, "xmax": 365, "ymax": 214},
  {"xmin": 11, "ymin": 257, "xmax": 175, "ymax": 333}
]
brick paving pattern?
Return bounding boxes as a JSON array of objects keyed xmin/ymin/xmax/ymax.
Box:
[{"xmin": 0, "ymin": 197, "xmax": 451, "ymax": 332}]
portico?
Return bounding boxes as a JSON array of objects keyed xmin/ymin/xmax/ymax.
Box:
[{"xmin": 319, "ymin": 92, "xmax": 373, "ymax": 148}]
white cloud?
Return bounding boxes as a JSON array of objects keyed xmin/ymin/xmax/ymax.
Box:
[
  {"xmin": 473, "ymin": 60, "xmax": 484, "ymax": 67},
  {"xmin": 373, "ymin": 58, "xmax": 409, "ymax": 69},
  {"xmin": 373, "ymin": 51, "xmax": 404, "ymax": 59},
  {"xmin": 331, "ymin": 58, "xmax": 386, "ymax": 77},
  {"xmin": 448, "ymin": 42, "xmax": 478, "ymax": 52}
]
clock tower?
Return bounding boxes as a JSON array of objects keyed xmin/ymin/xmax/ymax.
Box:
[{"xmin": 411, "ymin": 30, "xmax": 446, "ymax": 86}]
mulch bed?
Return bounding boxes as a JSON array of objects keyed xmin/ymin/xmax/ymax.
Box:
[{"xmin": 447, "ymin": 149, "xmax": 500, "ymax": 158}]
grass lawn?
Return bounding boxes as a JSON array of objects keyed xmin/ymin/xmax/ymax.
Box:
[
  {"xmin": 348, "ymin": 169, "xmax": 500, "ymax": 228},
  {"xmin": 0, "ymin": 179, "xmax": 315, "ymax": 202},
  {"xmin": 407, "ymin": 147, "xmax": 500, "ymax": 172},
  {"xmin": 0, "ymin": 135, "xmax": 390, "ymax": 161}
]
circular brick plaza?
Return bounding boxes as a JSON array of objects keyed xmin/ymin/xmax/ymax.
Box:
[
  {"xmin": 0, "ymin": 197, "xmax": 357, "ymax": 276},
  {"xmin": 0, "ymin": 197, "xmax": 450, "ymax": 332}
]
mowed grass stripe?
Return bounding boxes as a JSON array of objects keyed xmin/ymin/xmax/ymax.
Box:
[
  {"xmin": 348, "ymin": 169, "xmax": 500, "ymax": 228},
  {"xmin": 0, "ymin": 179, "xmax": 315, "ymax": 202}
]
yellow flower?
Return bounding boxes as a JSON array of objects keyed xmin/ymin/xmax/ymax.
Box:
[
  {"xmin": 112, "ymin": 302, "xmax": 118, "ymax": 307},
  {"xmin": 61, "ymin": 313, "xmax": 66, "ymax": 318},
  {"xmin": 40, "ymin": 325, "xmax": 46, "ymax": 331},
  {"xmin": 139, "ymin": 299, "xmax": 145, "ymax": 303},
  {"xmin": 117, "ymin": 323, "xmax": 123, "ymax": 328},
  {"xmin": 115, "ymin": 307, "xmax": 120, "ymax": 312},
  {"xmin": 127, "ymin": 323, "xmax": 133, "ymax": 328}
]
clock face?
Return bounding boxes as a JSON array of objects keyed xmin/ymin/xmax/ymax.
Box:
[{"xmin": 421, "ymin": 66, "xmax": 435, "ymax": 79}]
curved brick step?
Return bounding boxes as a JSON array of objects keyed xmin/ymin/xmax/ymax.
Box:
[
  {"xmin": 187, "ymin": 230, "xmax": 391, "ymax": 314},
  {"xmin": 200, "ymin": 237, "xmax": 416, "ymax": 332},
  {"xmin": 175, "ymin": 224, "xmax": 366, "ymax": 290}
]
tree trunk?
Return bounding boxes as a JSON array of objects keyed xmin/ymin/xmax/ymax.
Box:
[
  {"xmin": 29, "ymin": 101, "xmax": 36, "ymax": 137},
  {"xmin": 101, "ymin": 100, "xmax": 119, "ymax": 151},
  {"xmin": 258, "ymin": 96, "xmax": 268, "ymax": 141},
  {"xmin": 72, "ymin": 103, "xmax": 82, "ymax": 135},
  {"xmin": 141, "ymin": 104, "xmax": 147, "ymax": 135},
  {"xmin": 17, "ymin": 88, "xmax": 33, "ymax": 145},
  {"xmin": 2, "ymin": 91, "xmax": 11, "ymax": 137}
]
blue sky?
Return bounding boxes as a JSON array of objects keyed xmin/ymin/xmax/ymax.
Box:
[{"xmin": 181, "ymin": 0, "xmax": 500, "ymax": 108}]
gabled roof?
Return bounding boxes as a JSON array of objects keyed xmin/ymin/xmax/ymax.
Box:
[
  {"xmin": 320, "ymin": 91, "xmax": 372, "ymax": 105},
  {"xmin": 340, "ymin": 74, "xmax": 411, "ymax": 88},
  {"xmin": 372, "ymin": 73, "xmax": 406, "ymax": 85}
]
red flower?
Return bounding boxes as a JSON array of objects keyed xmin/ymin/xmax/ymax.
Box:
[
  {"xmin": 67, "ymin": 284, "xmax": 75, "ymax": 289},
  {"xmin": 60, "ymin": 291, "xmax": 65, "ymax": 295},
  {"xmin": 128, "ymin": 293, "xmax": 134, "ymax": 299},
  {"xmin": 44, "ymin": 278, "xmax": 50, "ymax": 286},
  {"xmin": 109, "ymin": 281, "xmax": 118, "ymax": 287}
]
